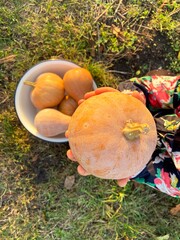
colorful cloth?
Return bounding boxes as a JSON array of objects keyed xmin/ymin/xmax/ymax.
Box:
[
  {"xmin": 130, "ymin": 75, "xmax": 180, "ymax": 116},
  {"xmin": 118, "ymin": 75, "xmax": 180, "ymax": 198}
]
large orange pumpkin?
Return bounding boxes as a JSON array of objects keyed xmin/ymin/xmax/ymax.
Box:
[{"xmin": 68, "ymin": 92, "xmax": 157, "ymax": 179}]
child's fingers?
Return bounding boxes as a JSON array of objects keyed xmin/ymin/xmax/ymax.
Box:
[
  {"xmin": 95, "ymin": 87, "xmax": 119, "ymax": 95},
  {"xmin": 117, "ymin": 177, "xmax": 130, "ymax": 187},
  {"xmin": 84, "ymin": 91, "xmax": 96, "ymax": 99},
  {"xmin": 130, "ymin": 91, "xmax": 146, "ymax": 105},
  {"xmin": 67, "ymin": 149, "xmax": 77, "ymax": 162},
  {"xmin": 78, "ymin": 92, "xmax": 95, "ymax": 105},
  {"xmin": 122, "ymin": 90, "xmax": 146, "ymax": 105},
  {"xmin": 78, "ymin": 87, "xmax": 118, "ymax": 105},
  {"xmin": 78, "ymin": 99, "xmax": 85, "ymax": 105},
  {"xmin": 65, "ymin": 130, "xmax": 69, "ymax": 138},
  {"xmin": 84, "ymin": 87, "xmax": 118, "ymax": 99},
  {"xmin": 67, "ymin": 151, "xmax": 90, "ymax": 176},
  {"xmin": 77, "ymin": 165, "xmax": 91, "ymax": 176}
]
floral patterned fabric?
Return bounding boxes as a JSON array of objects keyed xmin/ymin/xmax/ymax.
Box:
[
  {"xmin": 118, "ymin": 75, "xmax": 180, "ymax": 198},
  {"xmin": 130, "ymin": 75, "xmax": 180, "ymax": 116}
]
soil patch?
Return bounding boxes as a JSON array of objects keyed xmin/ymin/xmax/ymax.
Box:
[{"xmin": 112, "ymin": 32, "xmax": 175, "ymax": 80}]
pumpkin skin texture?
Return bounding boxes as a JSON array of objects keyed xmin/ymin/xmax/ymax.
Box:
[
  {"xmin": 24, "ymin": 72, "xmax": 64, "ymax": 109},
  {"xmin": 34, "ymin": 108, "xmax": 71, "ymax": 137},
  {"xmin": 63, "ymin": 68, "xmax": 93, "ymax": 102},
  {"xmin": 68, "ymin": 92, "xmax": 157, "ymax": 179}
]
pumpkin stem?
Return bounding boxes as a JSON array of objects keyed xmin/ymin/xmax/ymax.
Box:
[
  {"xmin": 24, "ymin": 80, "xmax": 36, "ymax": 87},
  {"xmin": 123, "ymin": 120, "xmax": 150, "ymax": 140}
]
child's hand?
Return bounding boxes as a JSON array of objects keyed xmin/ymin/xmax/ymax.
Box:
[
  {"xmin": 66, "ymin": 87, "xmax": 145, "ymax": 187},
  {"xmin": 66, "ymin": 148, "xmax": 91, "ymax": 176},
  {"xmin": 78, "ymin": 87, "xmax": 119, "ymax": 104},
  {"xmin": 122, "ymin": 90, "xmax": 146, "ymax": 105},
  {"xmin": 67, "ymin": 147, "xmax": 130, "ymax": 186}
]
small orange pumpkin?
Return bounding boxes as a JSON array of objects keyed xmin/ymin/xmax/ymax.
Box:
[
  {"xmin": 63, "ymin": 67, "xmax": 93, "ymax": 102},
  {"xmin": 34, "ymin": 108, "xmax": 71, "ymax": 137},
  {"xmin": 58, "ymin": 95, "xmax": 78, "ymax": 116},
  {"xmin": 24, "ymin": 72, "xmax": 64, "ymax": 109},
  {"xmin": 68, "ymin": 92, "xmax": 157, "ymax": 179}
]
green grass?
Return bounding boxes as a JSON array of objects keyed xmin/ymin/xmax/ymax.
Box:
[{"xmin": 0, "ymin": 0, "xmax": 180, "ymax": 239}]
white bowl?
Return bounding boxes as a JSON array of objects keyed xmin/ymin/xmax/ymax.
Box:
[{"xmin": 15, "ymin": 59, "xmax": 97, "ymax": 143}]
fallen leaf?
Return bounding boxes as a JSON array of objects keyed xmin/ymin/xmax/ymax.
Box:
[
  {"xmin": 64, "ymin": 175, "xmax": 75, "ymax": 190},
  {"xmin": 111, "ymin": 24, "xmax": 125, "ymax": 41},
  {"xmin": 170, "ymin": 204, "xmax": 180, "ymax": 216},
  {"xmin": 32, "ymin": 154, "xmax": 39, "ymax": 162},
  {"xmin": 0, "ymin": 54, "xmax": 16, "ymax": 64},
  {"xmin": 111, "ymin": 24, "xmax": 121, "ymax": 37}
]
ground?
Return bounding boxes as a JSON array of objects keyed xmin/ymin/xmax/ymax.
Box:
[{"xmin": 0, "ymin": 0, "xmax": 180, "ymax": 239}]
